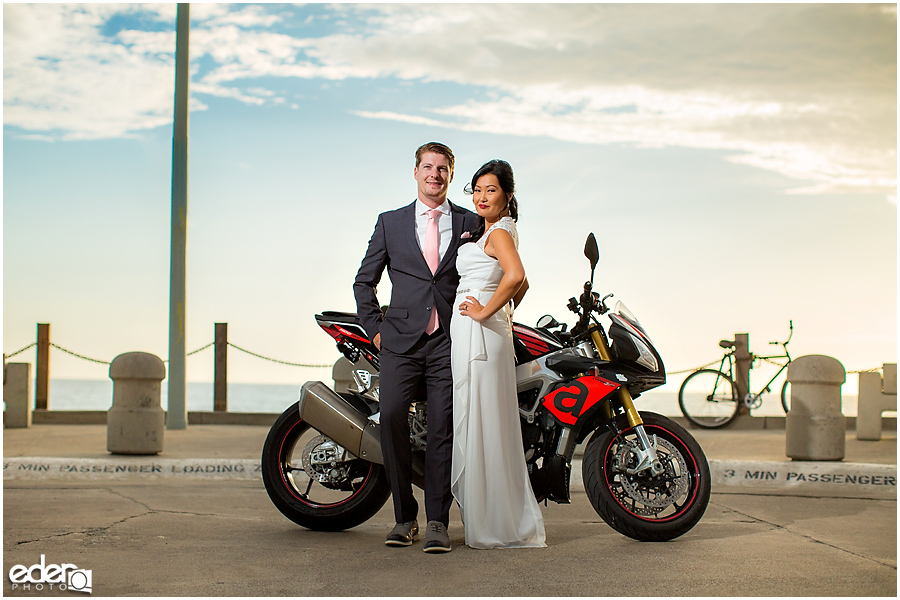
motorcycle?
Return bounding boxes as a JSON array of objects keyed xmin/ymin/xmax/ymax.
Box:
[{"xmin": 262, "ymin": 233, "xmax": 710, "ymax": 542}]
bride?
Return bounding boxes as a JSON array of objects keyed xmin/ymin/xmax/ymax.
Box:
[{"xmin": 449, "ymin": 159, "xmax": 546, "ymax": 549}]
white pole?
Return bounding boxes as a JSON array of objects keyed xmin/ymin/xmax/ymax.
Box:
[{"xmin": 167, "ymin": 3, "xmax": 190, "ymax": 429}]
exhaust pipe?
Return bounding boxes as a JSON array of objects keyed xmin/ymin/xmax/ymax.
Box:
[{"xmin": 298, "ymin": 381, "xmax": 383, "ymax": 465}]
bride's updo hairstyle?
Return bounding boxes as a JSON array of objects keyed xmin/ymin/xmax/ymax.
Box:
[{"xmin": 464, "ymin": 159, "xmax": 519, "ymax": 242}]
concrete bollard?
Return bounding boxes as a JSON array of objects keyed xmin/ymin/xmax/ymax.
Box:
[
  {"xmin": 786, "ymin": 355, "xmax": 846, "ymax": 461},
  {"xmin": 107, "ymin": 352, "xmax": 166, "ymax": 455},
  {"xmin": 4, "ymin": 363, "xmax": 33, "ymax": 428},
  {"xmin": 857, "ymin": 363, "xmax": 897, "ymax": 441}
]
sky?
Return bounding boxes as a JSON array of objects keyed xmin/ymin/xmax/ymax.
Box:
[{"xmin": 3, "ymin": 3, "xmax": 897, "ymax": 397}]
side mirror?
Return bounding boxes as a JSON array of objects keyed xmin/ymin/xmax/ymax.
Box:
[
  {"xmin": 536, "ymin": 314, "xmax": 559, "ymax": 329},
  {"xmin": 584, "ymin": 233, "xmax": 599, "ymax": 283}
]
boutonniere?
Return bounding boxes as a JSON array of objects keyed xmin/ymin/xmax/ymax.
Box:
[{"xmin": 461, "ymin": 231, "xmax": 472, "ymax": 239}]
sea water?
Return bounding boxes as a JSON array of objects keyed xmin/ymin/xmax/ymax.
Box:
[
  {"xmin": 42, "ymin": 379, "xmax": 303, "ymax": 414},
  {"xmin": 38, "ymin": 379, "xmax": 860, "ymax": 416}
]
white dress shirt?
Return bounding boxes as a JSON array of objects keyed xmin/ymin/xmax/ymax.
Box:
[{"xmin": 415, "ymin": 199, "xmax": 452, "ymax": 264}]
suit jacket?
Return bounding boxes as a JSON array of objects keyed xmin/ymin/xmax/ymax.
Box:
[{"xmin": 354, "ymin": 200, "xmax": 481, "ymax": 354}]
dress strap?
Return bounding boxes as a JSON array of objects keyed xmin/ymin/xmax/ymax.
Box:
[{"xmin": 478, "ymin": 216, "xmax": 518, "ymax": 250}]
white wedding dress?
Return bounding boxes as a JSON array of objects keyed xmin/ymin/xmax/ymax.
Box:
[{"xmin": 450, "ymin": 217, "xmax": 546, "ymax": 549}]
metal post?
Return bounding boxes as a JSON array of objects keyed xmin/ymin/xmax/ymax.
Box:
[
  {"xmin": 214, "ymin": 323, "xmax": 227, "ymax": 411},
  {"xmin": 167, "ymin": 3, "xmax": 190, "ymax": 430},
  {"xmin": 735, "ymin": 333, "xmax": 751, "ymax": 416},
  {"xmin": 36, "ymin": 323, "xmax": 50, "ymax": 410}
]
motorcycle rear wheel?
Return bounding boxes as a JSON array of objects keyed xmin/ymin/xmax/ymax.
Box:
[
  {"xmin": 583, "ymin": 411, "xmax": 711, "ymax": 542},
  {"xmin": 261, "ymin": 401, "xmax": 390, "ymax": 531}
]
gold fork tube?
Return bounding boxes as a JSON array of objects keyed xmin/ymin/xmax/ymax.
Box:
[
  {"xmin": 619, "ymin": 387, "xmax": 643, "ymax": 428},
  {"xmin": 590, "ymin": 329, "xmax": 611, "ymax": 361}
]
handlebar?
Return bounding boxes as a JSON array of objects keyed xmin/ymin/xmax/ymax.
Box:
[
  {"xmin": 569, "ymin": 281, "xmax": 613, "ymax": 337},
  {"xmin": 577, "ymin": 281, "xmax": 594, "ymax": 330},
  {"xmin": 768, "ymin": 320, "xmax": 794, "ymax": 347}
]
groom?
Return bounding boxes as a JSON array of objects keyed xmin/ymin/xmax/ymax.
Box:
[{"xmin": 354, "ymin": 142, "xmax": 479, "ymax": 553}]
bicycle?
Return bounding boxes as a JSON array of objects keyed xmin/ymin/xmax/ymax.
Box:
[{"xmin": 678, "ymin": 321, "xmax": 793, "ymax": 429}]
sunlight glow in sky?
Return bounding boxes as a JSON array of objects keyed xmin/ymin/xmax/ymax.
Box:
[{"xmin": 3, "ymin": 3, "xmax": 896, "ymax": 395}]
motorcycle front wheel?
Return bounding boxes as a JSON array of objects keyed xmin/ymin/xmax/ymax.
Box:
[
  {"xmin": 261, "ymin": 401, "xmax": 391, "ymax": 531},
  {"xmin": 583, "ymin": 411, "xmax": 711, "ymax": 542}
]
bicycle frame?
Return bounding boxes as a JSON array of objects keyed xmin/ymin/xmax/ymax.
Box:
[
  {"xmin": 748, "ymin": 351, "xmax": 790, "ymax": 402},
  {"xmin": 679, "ymin": 322, "xmax": 794, "ymax": 428},
  {"xmin": 720, "ymin": 326, "xmax": 793, "ymax": 406}
]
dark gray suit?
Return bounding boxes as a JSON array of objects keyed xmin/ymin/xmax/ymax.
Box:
[{"xmin": 354, "ymin": 200, "xmax": 480, "ymax": 526}]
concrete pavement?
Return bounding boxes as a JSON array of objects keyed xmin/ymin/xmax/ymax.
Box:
[
  {"xmin": 5, "ymin": 419, "xmax": 896, "ymax": 464},
  {"xmin": 3, "ymin": 421, "xmax": 897, "ymax": 596},
  {"xmin": 5, "ymin": 423, "xmax": 896, "ymax": 498}
]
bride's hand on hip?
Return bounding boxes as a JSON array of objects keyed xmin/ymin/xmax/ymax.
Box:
[{"xmin": 459, "ymin": 296, "xmax": 488, "ymax": 322}]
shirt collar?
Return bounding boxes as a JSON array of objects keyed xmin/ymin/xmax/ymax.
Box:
[{"xmin": 416, "ymin": 199, "xmax": 451, "ymax": 217}]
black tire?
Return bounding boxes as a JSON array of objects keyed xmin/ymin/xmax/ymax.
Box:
[
  {"xmin": 261, "ymin": 402, "xmax": 390, "ymax": 531},
  {"xmin": 678, "ymin": 369, "xmax": 739, "ymax": 428},
  {"xmin": 781, "ymin": 381, "xmax": 790, "ymax": 414},
  {"xmin": 583, "ymin": 412, "xmax": 711, "ymax": 542}
]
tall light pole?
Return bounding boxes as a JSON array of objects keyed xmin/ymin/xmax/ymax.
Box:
[{"xmin": 167, "ymin": 3, "xmax": 190, "ymax": 429}]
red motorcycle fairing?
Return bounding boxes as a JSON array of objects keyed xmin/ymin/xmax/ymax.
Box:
[
  {"xmin": 512, "ymin": 323, "xmax": 564, "ymax": 364},
  {"xmin": 541, "ymin": 375, "xmax": 620, "ymax": 426},
  {"xmin": 323, "ymin": 323, "xmax": 371, "ymax": 346},
  {"xmin": 316, "ymin": 312, "xmax": 379, "ymax": 367}
]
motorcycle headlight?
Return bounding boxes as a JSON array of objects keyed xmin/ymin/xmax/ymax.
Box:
[{"xmin": 633, "ymin": 337, "xmax": 659, "ymax": 372}]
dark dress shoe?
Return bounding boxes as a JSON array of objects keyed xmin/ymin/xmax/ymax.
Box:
[
  {"xmin": 385, "ymin": 521, "xmax": 419, "ymax": 546},
  {"xmin": 423, "ymin": 521, "xmax": 451, "ymax": 553}
]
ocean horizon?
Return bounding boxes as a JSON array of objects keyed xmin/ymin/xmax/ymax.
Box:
[{"xmin": 30, "ymin": 378, "xmax": 861, "ymax": 417}]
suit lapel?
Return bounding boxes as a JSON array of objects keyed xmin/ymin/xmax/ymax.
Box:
[
  {"xmin": 403, "ymin": 201, "xmax": 433, "ymax": 275},
  {"xmin": 435, "ymin": 202, "xmax": 464, "ymax": 275}
]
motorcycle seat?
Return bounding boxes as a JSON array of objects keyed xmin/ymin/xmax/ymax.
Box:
[{"xmin": 319, "ymin": 311, "xmax": 361, "ymax": 325}]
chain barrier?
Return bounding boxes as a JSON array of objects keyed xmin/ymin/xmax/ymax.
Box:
[
  {"xmin": 7, "ymin": 339, "xmax": 886, "ymax": 376},
  {"xmin": 665, "ymin": 360, "xmax": 720, "ymax": 376},
  {"xmin": 50, "ymin": 343, "xmax": 110, "ymax": 365},
  {"xmin": 3, "ymin": 342, "xmax": 36, "ymax": 360},
  {"xmin": 161, "ymin": 342, "xmax": 214, "ymax": 363},
  {"xmin": 4, "ymin": 340, "xmax": 331, "ymax": 369},
  {"xmin": 6, "ymin": 341, "xmax": 214, "ymax": 366},
  {"xmin": 669, "ymin": 355, "xmax": 884, "ymax": 378},
  {"xmin": 187, "ymin": 342, "xmax": 214, "ymax": 357},
  {"xmin": 227, "ymin": 342, "xmax": 333, "ymax": 368}
]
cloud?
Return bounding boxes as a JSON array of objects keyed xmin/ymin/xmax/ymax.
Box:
[
  {"xmin": 2, "ymin": 4, "xmax": 304, "ymax": 139},
  {"xmin": 365, "ymin": 83, "xmax": 896, "ymax": 196},
  {"xmin": 323, "ymin": 4, "xmax": 896, "ymax": 196},
  {"xmin": 3, "ymin": 4, "xmax": 175, "ymax": 139},
  {"xmin": 3, "ymin": 4, "xmax": 895, "ymax": 195}
]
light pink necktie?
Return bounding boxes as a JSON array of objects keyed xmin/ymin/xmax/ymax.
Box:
[{"xmin": 424, "ymin": 208, "xmax": 441, "ymax": 334}]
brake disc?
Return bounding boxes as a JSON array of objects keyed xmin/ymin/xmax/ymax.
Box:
[
  {"xmin": 301, "ymin": 434, "xmax": 351, "ymax": 485},
  {"xmin": 615, "ymin": 436, "xmax": 689, "ymax": 512}
]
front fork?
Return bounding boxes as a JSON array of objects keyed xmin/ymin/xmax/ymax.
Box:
[{"xmin": 591, "ymin": 328, "xmax": 665, "ymax": 477}]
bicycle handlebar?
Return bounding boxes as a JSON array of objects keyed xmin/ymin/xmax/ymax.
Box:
[{"xmin": 768, "ymin": 321, "xmax": 794, "ymax": 347}]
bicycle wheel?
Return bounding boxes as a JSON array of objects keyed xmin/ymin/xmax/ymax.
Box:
[
  {"xmin": 781, "ymin": 381, "xmax": 790, "ymax": 414},
  {"xmin": 678, "ymin": 369, "xmax": 739, "ymax": 428}
]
